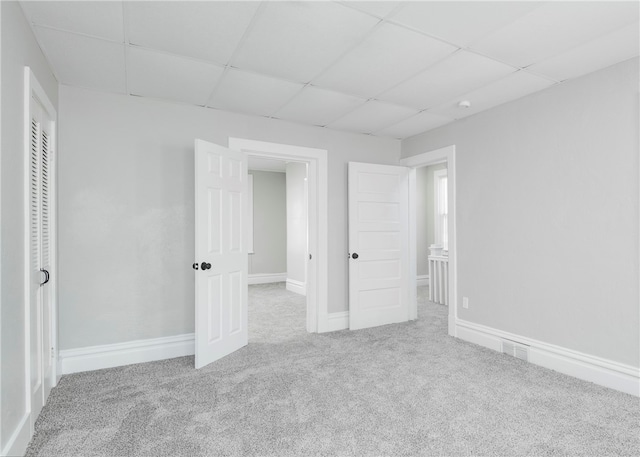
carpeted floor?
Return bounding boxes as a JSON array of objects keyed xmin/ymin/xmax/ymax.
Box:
[{"xmin": 25, "ymin": 284, "xmax": 640, "ymax": 456}]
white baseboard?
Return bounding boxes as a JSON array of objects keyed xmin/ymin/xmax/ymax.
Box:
[
  {"xmin": 286, "ymin": 278, "xmax": 306, "ymax": 296},
  {"xmin": 248, "ymin": 273, "xmax": 286, "ymax": 285},
  {"xmin": 60, "ymin": 333, "xmax": 195, "ymax": 375},
  {"xmin": 1, "ymin": 413, "xmax": 31, "ymax": 457},
  {"xmin": 417, "ymin": 274, "xmax": 429, "ymax": 287},
  {"xmin": 455, "ymin": 318, "xmax": 640, "ymax": 397},
  {"xmin": 319, "ymin": 311, "xmax": 349, "ymax": 333}
]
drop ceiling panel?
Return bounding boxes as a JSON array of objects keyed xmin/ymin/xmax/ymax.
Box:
[
  {"xmin": 274, "ymin": 86, "xmax": 366, "ymax": 127},
  {"xmin": 127, "ymin": 47, "xmax": 224, "ymax": 105},
  {"xmin": 341, "ymin": 1, "xmax": 401, "ymax": 19},
  {"xmin": 232, "ymin": 1, "xmax": 378, "ymax": 83},
  {"xmin": 428, "ymin": 71, "xmax": 555, "ymax": 120},
  {"xmin": 313, "ymin": 23, "xmax": 457, "ymax": 99},
  {"xmin": 21, "ymin": 1, "xmax": 124, "ymax": 42},
  {"xmin": 327, "ymin": 100, "xmax": 418, "ymax": 134},
  {"xmin": 527, "ymin": 22, "xmax": 640, "ymax": 82},
  {"xmin": 126, "ymin": 2, "xmax": 259, "ymax": 65},
  {"xmin": 34, "ymin": 27, "xmax": 126, "ymax": 94},
  {"xmin": 379, "ymin": 50, "xmax": 515, "ymax": 110},
  {"xmin": 470, "ymin": 2, "xmax": 640, "ymax": 68},
  {"xmin": 375, "ymin": 111, "xmax": 453, "ymax": 139},
  {"xmin": 390, "ymin": 1, "xmax": 541, "ymax": 47},
  {"xmin": 209, "ymin": 68, "xmax": 304, "ymax": 117}
]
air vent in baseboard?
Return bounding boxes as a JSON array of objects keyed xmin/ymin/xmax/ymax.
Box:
[{"xmin": 501, "ymin": 339, "xmax": 529, "ymax": 362}]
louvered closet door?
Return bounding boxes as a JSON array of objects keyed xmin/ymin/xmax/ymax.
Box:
[
  {"xmin": 28, "ymin": 98, "xmax": 54, "ymax": 424},
  {"xmin": 40, "ymin": 123, "xmax": 54, "ymax": 402}
]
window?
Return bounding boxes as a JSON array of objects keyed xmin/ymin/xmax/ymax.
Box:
[
  {"xmin": 248, "ymin": 173, "xmax": 254, "ymax": 254},
  {"xmin": 434, "ymin": 169, "xmax": 448, "ymax": 250}
]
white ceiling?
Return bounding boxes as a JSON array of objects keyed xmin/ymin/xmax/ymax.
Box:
[{"xmin": 20, "ymin": 1, "xmax": 639, "ymax": 140}]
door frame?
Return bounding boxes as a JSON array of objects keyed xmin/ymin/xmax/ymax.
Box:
[
  {"xmin": 400, "ymin": 145, "xmax": 457, "ymax": 336},
  {"xmin": 23, "ymin": 67, "xmax": 59, "ymax": 428},
  {"xmin": 229, "ymin": 138, "xmax": 328, "ymax": 333}
]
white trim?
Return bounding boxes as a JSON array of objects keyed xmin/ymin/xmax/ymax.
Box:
[
  {"xmin": 286, "ymin": 278, "xmax": 306, "ymax": 296},
  {"xmin": 1, "ymin": 414, "xmax": 31, "ymax": 457},
  {"xmin": 400, "ymin": 145, "xmax": 457, "ymax": 337},
  {"xmin": 60, "ymin": 334, "xmax": 195, "ymax": 375},
  {"xmin": 455, "ymin": 318, "xmax": 640, "ymax": 397},
  {"xmin": 320, "ymin": 311, "xmax": 349, "ymax": 332},
  {"xmin": 248, "ymin": 273, "xmax": 287, "ymax": 285},
  {"xmin": 228, "ymin": 138, "xmax": 328, "ymax": 335},
  {"xmin": 416, "ymin": 274, "xmax": 430, "ymax": 287}
]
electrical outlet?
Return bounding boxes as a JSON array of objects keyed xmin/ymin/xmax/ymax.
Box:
[{"xmin": 462, "ymin": 297, "xmax": 469, "ymax": 309}]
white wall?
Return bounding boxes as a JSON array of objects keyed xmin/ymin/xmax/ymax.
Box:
[
  {"xmin": 248, "ymin": 170, "xmax": 286, "ymax": 275},
  {"xmin": 1, "ymin": 1, "xmax": 58, "ymax": 452},
  {"xmin": 416, "ymin": 163, "xmax": 446, "ymax": 277},
  {"xmin": 402, "ymin": 58, "xmax": 639, "ymax": 367},
  {"xmin": 286, "ymin": 162, "xmax": 307, "ymax": 290},
  {"xmin": 58, "ymin": 85, "xmax": 400, "ymax": 350}
]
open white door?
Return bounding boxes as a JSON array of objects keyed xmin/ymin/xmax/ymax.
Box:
[
  {"xmin": 194, "ymin": 139, "xmax": 248, "ymax": 369},
  {"xmin": 348, "ymin": 162, "xmax": 410, "ymax": 330}
]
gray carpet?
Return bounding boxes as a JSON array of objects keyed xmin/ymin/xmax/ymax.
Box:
[{"xmin": 25, "ymin": 284, "xmax": 640, "ymax": 456}]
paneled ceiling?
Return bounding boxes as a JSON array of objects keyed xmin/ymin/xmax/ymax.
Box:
[{"xmin": 20, "ymin": 1, "xmax": 639, "ymax": 139}]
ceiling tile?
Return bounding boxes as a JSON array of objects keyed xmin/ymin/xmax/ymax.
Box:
[
  {"xmin": 390, "ymin": 1, "xmax": 541, "ymax": 47},
  {"xmin": 327, "ymin": 100, "xmax": 418, "ymax": 134},
  {"xmin": 470, "ymin": 2, "xmax": 640, "ymax": 68},
  {"xmin": 126, "ymin": 2, "xmax": 259, "ymax": 65},
  {"xmin": 209, "ymin": 68, "xmax": 304, "ymax": 117},
  {"xmin": 340, "ymin": 1, "xmax": 401, "ymax": 19},
  {"xmin": 428, "ymin": 71, "xmax": 555, "ymax": 120},
  {"xmin": 232, "ymin": 2, "xmax": 378, "ymax": 83},
  {"xmin": 21, "ymin": 1, "xmax": 124, "ymax": 42},
  {"xmin": 127, "ymin": 47, "xmax": 224, "ymax": 105},
  {"xmin": 34, "ymin": 26, "xmax": 126, "ymax": 93},
  {"xmin": 313, "ymin": 23, "xmax": 457, "ymax": 98},
  {"xmin": 379, "ymin": 50, "xmax": 515, "ymax": 110},
  {"xmin": 527, "ymin": 22, "xmax": 640, "ymax": 82},
  {"xmin": 375, "ymin": 112, "xmax": 453, "ymax": 139},
  {"xmin": 274, "ymin": 86, "xmax": 366, "ymax": 127}
]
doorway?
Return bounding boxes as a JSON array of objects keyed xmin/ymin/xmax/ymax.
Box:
[
  {"xmin": 401, "ymin": 145, "xmax": 457, "ymax": 336},
  {"xmin": 247, "ymin": 156, "xmax": 309, "ymax": 342},
  {"xmin": 229, "ymin": 137, "xmax": 329, "ymax": 335}
]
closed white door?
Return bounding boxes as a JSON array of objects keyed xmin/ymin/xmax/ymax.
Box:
[
  {"xmin": 348, "ymin": 162, "xmax": 410, "ymax": 330},
  {"xmin": 28, "ymin": 98, "xmax": 55, "ymax": 425},
  {"xmin": 194, "ymin": 139, "xmax": 248, "ymax": 369}
]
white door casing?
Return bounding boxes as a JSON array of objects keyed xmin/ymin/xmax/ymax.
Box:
[
  {"xmin": 194, "ymin": 139, "xmax": 248, "ymax": 369},
  {"xmin": 228, "ymin": 137, "xmax": 327, "ymax": 334},
  {"xmin": 400, "ymin": 145, "xmax": 457, "ymax": 337},
  {"xmin": 348, "ymin": 162, "xmax": 411, "ymax": 330}
]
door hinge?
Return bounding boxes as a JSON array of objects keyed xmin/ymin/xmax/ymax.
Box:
[{"xmin": 51, "ymin": 347, "xmax": 55, "ymax": 359}]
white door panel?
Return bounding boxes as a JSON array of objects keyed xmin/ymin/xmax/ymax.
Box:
[
  {"xmin": 348, "ymin": 162, "xmax": 410, "ymax": 330},
  {"xmin": 195, "ymin": 139, "xmax": 248, "ymax": 369}
]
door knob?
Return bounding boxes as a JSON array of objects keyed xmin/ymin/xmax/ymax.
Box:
[
  {"xmin": 192, "ymin": 263, "xmax": 199, "ymax": 270},
  {"xmin": 200, "ymin": 262, "xmax": 212, "ymax": 270},
  {"xmin": 351, "ymin": 253, "xmax": 359, "ymax": 259},
  {"xmin": 40, "ymin": 269, "xmax": 50, "ymax": 285}
]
